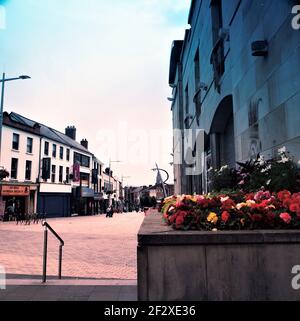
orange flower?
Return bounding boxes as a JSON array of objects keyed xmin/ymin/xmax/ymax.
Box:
[{"xmin": 221, "ymin": 211, "xmax": 230, "ymax": 223}]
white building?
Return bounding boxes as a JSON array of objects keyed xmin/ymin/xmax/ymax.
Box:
[{"xmin": 0, "ymin": 112, "xmax": 105, "ymax": 218}]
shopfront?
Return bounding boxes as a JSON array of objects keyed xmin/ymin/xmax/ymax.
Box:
[
  {"xmin": 72, "ymin": 187, "xmax": 94, "ymax": 215},
  {"xmin": 0, "ymin": 184, "xmax": 38, "ymax": 220}
]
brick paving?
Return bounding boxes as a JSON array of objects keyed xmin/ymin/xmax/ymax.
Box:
[{"xmin": 0, "ymin": 213, "xmax": 145, "ymax": 280}]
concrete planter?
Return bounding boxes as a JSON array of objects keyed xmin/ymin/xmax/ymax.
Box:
[{"xmin": 137, "ymin": 211, "xmax": 300, "ymax": 301}]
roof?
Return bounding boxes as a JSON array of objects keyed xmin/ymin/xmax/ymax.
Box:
[{"xmin": 6, "ymin": 112, "xmax": 92, "ymax": 155}]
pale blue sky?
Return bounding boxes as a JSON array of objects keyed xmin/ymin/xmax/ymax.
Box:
[{"xmin": 0, "ymin": 0, "xmax": 190, "ymax": 186}]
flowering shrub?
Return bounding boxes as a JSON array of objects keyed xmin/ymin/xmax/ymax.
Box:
[
  {"xmin": 162, "ymin": 190, "xmax": 300, "ymax": 231},
  {"xmin": 210, "ymin": 147, "xmax": 300, "ymax": 193}
]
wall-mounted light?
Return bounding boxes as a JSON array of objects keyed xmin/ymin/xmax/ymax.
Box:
[{"xmin": 251, "ymin": 40, "xmax": 268, "ymax": 57}]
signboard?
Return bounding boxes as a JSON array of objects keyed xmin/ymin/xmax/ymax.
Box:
[
  {"xmin": 1, "ymin": 185, "xmax": 30, "ymax": 196},
  {"xmin": 81, "ymin": 187, "xmax": 94, "ymax": 198},
  {"xmin": 73, "ymin": 163, "xmax": 80, "ymax": 182},
  {"xmin": 42, "ymin": 157, "xmax": 51, "ymax": 180}
]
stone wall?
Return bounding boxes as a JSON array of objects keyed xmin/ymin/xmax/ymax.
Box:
[{"xmin": 138, "ymin": 212, "xmax": 300, "ymax": 301}]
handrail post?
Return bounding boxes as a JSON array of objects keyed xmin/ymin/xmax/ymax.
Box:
[
  {"xmin": 58, "ymin": 244, "xmax": 63, "ymax": 279},
  {"xmin": 42, "ymin": 226, "xmax": 48, "ymax": 283}
]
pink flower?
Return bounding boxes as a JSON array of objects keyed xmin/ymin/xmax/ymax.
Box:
[{"xmin": 280, "ymin": 212, "xmax": 292, "ymax": 224}]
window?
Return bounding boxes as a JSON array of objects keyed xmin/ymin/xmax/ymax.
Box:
[
  {"xmin": 74, "ymin": 152, "xmax": 90, "ymax": 168},
  {"xmin": 12, "ymin": 133, "xmax": 19, "ymax": 150},
  {"xmin": 185, "ymin": 85, "xmax": 189, "ymax": 114},
  {"xmin": 80, "ymin": 172, "xmax": 90, "ymax": 187},
  {"xmin": 52, "ymin": 144, "xmax": 57, "ymax": 158},
  {"xmin": 59, "ymin": 146, "xmax": 64, "ymax": 160},
  {"xmin": 44, "ymin": 141, "xmax": 49, "ymax": 155},
  {"xmin": 25, "ymin": 160, "xmax": 32, "ymax": 180},
  {"xmin": 27, "ymin": 137, "xmax": 33, "ymax": 154},
  {"xmin": 66, "ymin": 148, "xmax": 70, "ymax": 161},
  {"xmin": 11, "ymin": 158, "xmax": 18, "ymax": 179},
  {"xmin": 51, "ymin": 165, "xmax": 56, "ymax": 183},
  {"xmin": 66, "ymin": 167, "xmax": 69, "ymax": 183},
  {"xmin": 194, "ymin": 49, "xmax": 202, "ymax": 121},
  {"xmin": 210, "ymin": 0, "xmax": 225, "ymax": 91},
  {"xmin": 59, "ymin": 166, "xmax": 63, "ymax": 183}
]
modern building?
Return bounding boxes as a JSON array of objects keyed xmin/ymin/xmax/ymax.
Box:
[
  {"xmin": 169, "ymin": 0, "xmax": 300, "ymax": 195},
  {"xmin": 0, "ymin": 111, "xmax": 106, "ymax": 218}
]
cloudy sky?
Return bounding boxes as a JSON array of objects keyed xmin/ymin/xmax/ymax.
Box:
[{"xmin": 0, "ymin": 0, "xmax": 190, "ymax": 186}]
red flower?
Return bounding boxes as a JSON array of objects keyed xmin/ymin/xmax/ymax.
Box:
[
  {"xmin": 278, "ymin": 190, "xmax": 292, "ymax": 201},
  {"xmin": 289, "ymin": 203, "xmax": 300, "ymax": 213},
  {"xmin": 245, "ymin": 193, "xmax": 255, "ymax": 200},
  {"xmin": 221, "ymin": 199, "xmax": 235, "ymax": 211},
  {"xmin": 175, "ymin": 215, "xmax": 185, "ymax": 228},
  {"xmin": 221, "ymin": 211, "xmax": 230, "ymax": 223},
  {"xmin": 280, "ymin": 212, "xmax": 292, "ymax": 224}
]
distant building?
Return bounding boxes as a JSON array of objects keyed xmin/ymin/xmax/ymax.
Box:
[
  {"xmin": 169, "ymin": 0, "xmax": 300, "ymax": 195},
  {"xmin": 0, "ymin": 112, "xmax": 105, "ymax": 218}
]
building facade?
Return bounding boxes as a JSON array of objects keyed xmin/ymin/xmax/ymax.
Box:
[
  {"xmin": 0, "ymin": 112, "xmax": 106, "ymax": 218},
  {"xmin": 169, "ymin": 0, "xmax": 300, "ymax": 195}
]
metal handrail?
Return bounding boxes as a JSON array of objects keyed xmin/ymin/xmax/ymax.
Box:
[{"xmin": 42, "ymin": 221, "xmax": 64, "ymax": 283}]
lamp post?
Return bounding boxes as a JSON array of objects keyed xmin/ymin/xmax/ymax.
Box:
[
  {"xmin": 108, "ymin": 158, "xmax": 121, "ymax": 206},
  {"xmin": 151, "ymin": 163, "xmax": 169, "ymax": 198},
  {"xmin": 0, "ymin": 73, "xmax": 31, "ymax": 163}
]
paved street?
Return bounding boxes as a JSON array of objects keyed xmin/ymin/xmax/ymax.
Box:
[{"xmin": 0, "ymin": 213, "xmax": 145, "ymax": 280}]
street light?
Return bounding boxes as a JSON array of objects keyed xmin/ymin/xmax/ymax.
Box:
[
  {"xmin": 151, "ymin": 163, "xmax": 169, "ymax": 198},
  {"xmin": 108, "ymin": 158, "xmax": 121, "ymax": 206},
  {"xmin": 0, "ymin": 73, "xmax": 31, "ymax": 163}
]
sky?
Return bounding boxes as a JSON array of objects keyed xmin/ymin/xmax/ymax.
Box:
[{"xmin": 0, "ymin": 0, "xmax": 190, "ymax": 186}]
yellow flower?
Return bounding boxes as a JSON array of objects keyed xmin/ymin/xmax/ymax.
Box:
[
  {"xmin": 207, "ymin": 212, "xmax": 218, "ymax": 224},
  {"xmin": 236, "ymin": 202, "xmax": 247, "ymax": 210},
  {"xmin": 246, "ymin": 200, "xmax": 255, "ymax": 206}
]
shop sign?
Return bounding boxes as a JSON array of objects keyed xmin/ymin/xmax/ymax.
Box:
[
  {"xmin": 1, "ymin": 185, "xmax": 30, "ymax": 196},
  {"xmin": 81, "ymin": 187, "xmax": 94, "ymax": 198},
  {"xmin": 73, "ymin": 163, "xmax": 80, "ymax": 182}
]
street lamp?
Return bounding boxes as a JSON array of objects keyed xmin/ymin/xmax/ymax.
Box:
[
  {"xmin": 151, "ymin": 163, "xmax": 169, "ymax": 198},
  {"xmin": 108, "ymin": 158, "xmax": 121, "ymax": 206},
  {"xmin": 0, "ymin": 73, "xmax": 31, "ymax": 163}
]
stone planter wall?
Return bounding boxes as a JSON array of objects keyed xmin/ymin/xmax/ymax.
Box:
[{"xmin": 137, "ymin": 211, "xmax": 300, "ymax": 301}]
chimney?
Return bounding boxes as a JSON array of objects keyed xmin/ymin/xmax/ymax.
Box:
[
  {"xmin": 65, "ymin": 126, "xmax": 76, "ymax": 140},
  {"xmin": 80, "ymin": 139, "xmax": 88, "ymax": 149}
]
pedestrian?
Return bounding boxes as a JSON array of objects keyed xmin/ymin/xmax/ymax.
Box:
[
  {"xmin": 109, "ymin": 206, "xmax": 114, "ymax": 218},
  {"xmin": 106, "ymin": 206, "xmax": 111, "ymax": 218}
]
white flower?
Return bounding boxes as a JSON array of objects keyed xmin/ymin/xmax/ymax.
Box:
[
  {"xmin": 266, "ymin": 179, "xmax": 271, "ymax": 185},
  {"xmin": 258, "ymin": 155, "xmax": 265, "ymax": 166},
  {"xmin": 220, "ymin": 165, "xmax": 229, "ymax": 172},
  {"xmin": 278, "ymin": 156, "xmax": 289, "ymax": 163},
  {"xmin": 278, "ymin": 146, "xmax": 287, "ymax": 154},
  {"xmin": 220, "ymin": 196, "xmax": 229, "ymax": 203}
]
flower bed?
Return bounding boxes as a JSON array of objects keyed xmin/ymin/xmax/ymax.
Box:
[{"xmin": 162, "ymin": 190, "xmax": 300, "ymax": 231}]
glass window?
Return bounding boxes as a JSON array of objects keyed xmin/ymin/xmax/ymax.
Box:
[
  {"xmin": 12, "ymin": 133, "xmax": 19, "ymax": 150},
  {"xmin": 74, "ymin": 152, "xmax": 90, "ymax": 168},
  {"xmin": 59, "ymin": 146, "xmax": 64, "ymax": 160},
  {"xmin": 66, "ymin": 148, "xmax": 70, "ymax": 161},
  {"xmin": 25, "ymin": 160, "xmax": 32, "ymax": 180},
  {"xmin": 52, "ymin": 144, "xmax": 57, "ymax": 158},
  {"xmin": 59, "ymin": 166, "xmax": 63, "ymax": 183},
  {"xmin": 11, "ymin": 158, "xmax": 18, "ymax": 179},
  {"xmin": 66, "ymin": 167, "xmax": 69, "ymax": 183},
  {"xmin": 27, "ymin": 137, "xmax": 33, "ymax": 154},
  {"xmin": 44, "ymin": 141, "xmax": 49, "ymax": 155},
  {"xmin": 51, "ymin": 165, "xmax": 56, "ymax": 183}
]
